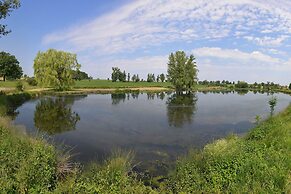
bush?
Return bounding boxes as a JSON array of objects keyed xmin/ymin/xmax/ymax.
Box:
[
  {"xmin": 16, "ymin": 81, "xmax": 24, "ymax": 91},
  {"xmin": 26, "ymin": 77, "xmax": 37, "ymax": 86},
  {"xmin": 235, "ymin": 81, "xmax": 248, "ymax": 88}
]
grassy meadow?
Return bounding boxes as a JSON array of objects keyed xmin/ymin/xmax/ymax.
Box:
[{"xmin": 74, "ymin": 79, "xmax": 172, "ymax": 89}]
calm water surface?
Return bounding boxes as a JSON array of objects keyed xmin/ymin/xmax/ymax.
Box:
[{"xmin": 13, "ymin": 91, "xmax": 290, "ymax": 173}]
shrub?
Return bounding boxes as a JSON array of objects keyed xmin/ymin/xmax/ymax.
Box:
[
  {"xmin": 26, "ymin": 77, "xmax": 37, "ymax": 86},
  {"xmin": 235, "ymin": 81, "xmax": 248, "ymax": 88},
  {"xmin": 16, "ymin": 81, "xmax": 24, "ymax": 91}
]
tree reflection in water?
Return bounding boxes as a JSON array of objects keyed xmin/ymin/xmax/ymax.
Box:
[
  {"xmin": 34, "ymin": 97, "xmax": 81, "ymax": 135},
  {"xmin": 167, "ymin": 93, "xmax": 198, "ymax": 127},
  {"xmin": 111, "ymin": 93, "xmax": 126, "ymax": 105}
]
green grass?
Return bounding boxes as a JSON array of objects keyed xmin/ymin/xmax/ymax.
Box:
[
  {"xmin": 0, "ymin": 80, "xmax": 37, "ymax": 91},
  {"xmin": 0, "ymin": 92, "xmax": 290, "ymax": 193},
  {"xmin": 0, "ymin": 80, "xmax": 19, "ymax": 88},
  {"xmin": 168, "ymin": 106, "xmax": 291, "ymax": 193},
  {"xmin": 74, "ymin": 79, "xmax": 172, "ymax": 89},
  {"xmin": 0, "ymin": 117, "xmax": 57, "ymax": 193}
]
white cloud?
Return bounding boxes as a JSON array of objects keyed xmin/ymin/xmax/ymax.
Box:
[
  {"xmin": 40, "ymin": 0, "xmax": 291, "ymax": 84},
  {"xmin": 43, "ymin": 0, "xmax": 291, "ymax": 54},
  {"xmin": 244, "ymin": 35, "xmax": 289, "ymax": 47},
  {"xmin": 192, "ymin": 47, "xmax": 281, "ymax": 64}
]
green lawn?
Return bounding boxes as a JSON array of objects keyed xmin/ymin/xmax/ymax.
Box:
[
  {"xmin": 0, "ymin": 81, "xmax": 18, "ymax": 88},
  {"xmin": 74, "ymin": 79, "xmax": 173, "ymax": 89}
]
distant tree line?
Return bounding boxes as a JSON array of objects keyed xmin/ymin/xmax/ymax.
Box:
[
  {"xmin": 198, "ymin": 79, "xmax": 287, "ymax": 90},
  {"xmin": 72, "ymin": 70, "xmax": 92, "ymax": 80},
  {"xmin": 111, "ymin": 67, "xmax": 166, "ymax": 83}
]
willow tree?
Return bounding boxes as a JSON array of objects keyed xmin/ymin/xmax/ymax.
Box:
[
  {"xmin": 33, "ymin": 49, "xmax": 80, "ymax": 90},
  {"xmin": 167, "ymin": 51, "xmax": 198, "ymax": 93}
]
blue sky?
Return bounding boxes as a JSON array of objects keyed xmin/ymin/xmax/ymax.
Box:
[{"xmin": 0, "ymin": 0, "xmax": 290, "ymax": 84}]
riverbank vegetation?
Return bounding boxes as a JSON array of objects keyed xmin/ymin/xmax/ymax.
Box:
[
  {"xmin": 0, "ymin": 92, "xmax": 290, "ymax": 193},
  {"xmin": 168, "ymin": 105, "xmax": 291, "ymax": 193}
]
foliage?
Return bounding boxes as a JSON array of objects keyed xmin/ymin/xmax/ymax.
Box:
[
  {"xmin": 0, "ymin": 0, "xmax": 20, "ymax": 36},
  {"xmin": 34, "ymin": 97, "xmax": 80, "ymax": 135},
  {"xmin": 15, "ymin": 80, "xmax": 23, "ymax": 91},
  {"xmin": 168, "ymin": 106, "xmax": 291, "ymax": 193},
  {"xmin": 26, "ymin": 77, "xmax": 37, "ymax": 86},
  {"xmin": 111, "ymin": 67, "xmax": 126, "ymax": 82},
  {"xmin": 33, "ymin": 49, "xmax": 80, "ymax": 91},
  {"xmin": 235, "ymin": 81, "xmax": 248, "ymax": 88},
  {"xmin": 268, "ymin": 96, "xmax": 277, "ymax": 116},
  {"xmin": 0, "ymin": 118, "xmax": 58, "ymax": 193},
  {"xmin": 167, "ymin": 51, "xmax": 198, "ymax": 92},
  {"xmin": 160, "ymin": 73, "xmax": 165, "ymax": 82},
  {"xmin": 131, "ymin": 74, "xmax": 140, "ymax": 82},
  {"xmin": 289, "ymin": 83, "xmax": 291, "ymax": 90},
  {"xmin": 0, "ymin": 51, "xmax": 23, "ymax": 81},
  {"xmin": 73, "ymin": 70, "xmax": 90, "ymax": 80},
  {"xmin": 147, "ymin": 73, "xmax": 155, "ymax": 82}
]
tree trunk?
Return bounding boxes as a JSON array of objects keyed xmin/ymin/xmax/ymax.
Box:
[{"xmin": 3, "ymin": 75, "xmax": 5, "ymax": 82}]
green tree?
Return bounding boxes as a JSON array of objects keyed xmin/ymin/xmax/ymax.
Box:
[
  {"xmin": 127, "ymin": 73, "xmax": 130, "ymax": 82},
  {"xmin": 235, "ymin": 81, "xmax": 249, "ymax": 88},
  {"xmin": 167, "ymin": 51, "xmax": 198, "ymax": 93},
  {"xmin": 73, "ymin": 70, "xmax": 90, "ymax": 80},
  {"xmin": 156, "ymin": 75, "xmax": 160, "ymax": 82},
  {"xmin": 33, "ymin": 49, "xmax": 80, "ymax": 91},
  {"xmin": 147, "ymin": 73, "xmax": 155, "ymax": 82},
  {"xmin": 136, "ymin": 74, "xmax": 140, "ymax": 82},
  {"xmin": 111, "ymin": 67, "xmax": 120, "ymax": 82},
  {"xmin": 0, "ymin": 51, "xmax": 23, "ymax": 81},
  {"xmin": 0, "ymin": 0, "xmax": 20, "ymax": 36},
  {"xmin": 289, "ymin": 83, "xmax": 291, "ymax": 90},
  {"xmin": 120, "ymin": 70, "xmax": 126, "ymax": 82},
  {"xmin": 131, "ymin": 74, "xmax": 136, "ymax": 82},
  {"xmin": 160, "ymin": 73, "xmax": 165, "ymax": 82}
]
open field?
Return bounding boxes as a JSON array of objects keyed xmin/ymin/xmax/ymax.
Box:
[{"xmin": 74, "ymin": 79, "xmax": 173, "ymax": 88}]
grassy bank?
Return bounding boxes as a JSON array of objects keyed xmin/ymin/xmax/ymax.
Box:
[
  {"xmin": 0, "ymin": 92, "xmax": 290, "ymax": 193},
  {"xmin": 168, "ymin": 105, "xmax": 291, "ymax": 193},
  {"xmin": 0, "ymin": 116, "xmax": 157, "ymax": 193}
]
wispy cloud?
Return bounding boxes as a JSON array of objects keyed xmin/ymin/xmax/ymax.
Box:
[
  {"xmin": 43, "ymin": 0, "xmax": 291, "ymax": 54},
  {"xmin": 41, "ymin": 0, "xmax": 291, "ymax": 84}
]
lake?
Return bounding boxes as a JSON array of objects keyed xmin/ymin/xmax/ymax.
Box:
[{"xmin": 13, "ymin": 91, "xmax": 290, "ymax": 175}]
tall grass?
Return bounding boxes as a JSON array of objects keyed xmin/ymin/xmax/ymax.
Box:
[
  {"xmin": 168, "ymin": 106, "xmax": 291, "ymax": 193},
  {"xmin": 0, "ymin": 92, "xmax": 290, "ymax": 193}
]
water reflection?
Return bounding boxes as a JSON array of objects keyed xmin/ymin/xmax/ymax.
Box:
[
  {"xmin": 147, "ymin": 93, "xmax": 155, "ymax": 100},
  {"xmin": 167, "ymin": 93, "xmax": 198, "ymax": 127},
  {"xmin": 111, "ymin": 93, "xmax": 126, "ymax": 105},
  {"xmin": 0, "ymin": 93, "xmax": 31, "ymax": 119},
  {"xmin": 131, "ymin": 91, "xmax": 139, "ymax": 99},
  {"xmin": 34, "ymin": 97, "xmax": 81, "ymax": 135}
]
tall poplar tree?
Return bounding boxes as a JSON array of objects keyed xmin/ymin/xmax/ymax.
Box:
[{"xmin": 167, "ymin": 51, "xmax": 198, "ymax": 93}]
